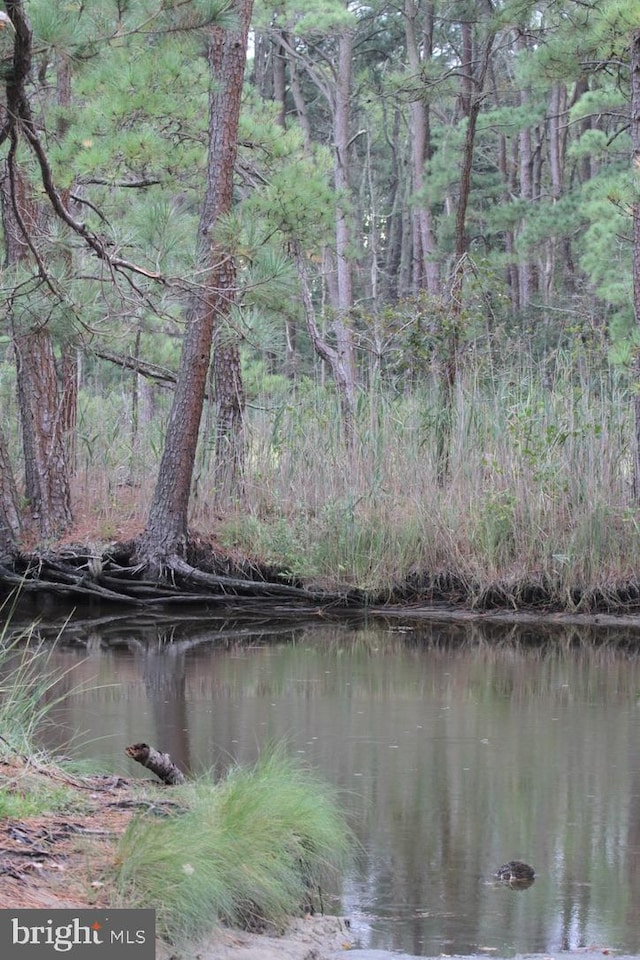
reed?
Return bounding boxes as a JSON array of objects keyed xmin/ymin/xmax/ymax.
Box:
[
  {"xmin": 0, "ymin": 611, "xmax": 69, "ymax": 756},
  {"xmin": 65, "ymin": 337, "xmax": 639, "ymax": 607},
  {"xmin": 215, "ymin": 347, "xmax": 638, "ymax": 605},
  {"xmin": 0, "ymin": 608, "xmax": 92, "ymax": 818}
]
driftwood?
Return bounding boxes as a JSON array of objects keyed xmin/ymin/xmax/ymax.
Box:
[{"xmin": 125, "ymin": 743, "xmax": 186, "ymax": 785}]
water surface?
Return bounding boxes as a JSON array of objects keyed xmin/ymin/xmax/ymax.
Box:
[{"xmin": 26, "ymin": 615, "xmax": 640, "ymax": 957}]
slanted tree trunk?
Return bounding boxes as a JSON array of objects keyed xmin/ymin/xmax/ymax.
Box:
[
  {"xmin": 137, "ymin": 0, "xmax": 253, "ymax": 570},
  {"xmin": 293, "ymin": 241, "xmax": 357, "ymax": 417},
  {"xmin": 125, "ymin": 743, "xmax": 186, "ymax": 785},
  {"xmin": 280, "ymin": 23, "xmax": 358, "ymax": 440},
  {"xmin": 438, "ymin": 11, "xmax": 494, "ymax": 483}
]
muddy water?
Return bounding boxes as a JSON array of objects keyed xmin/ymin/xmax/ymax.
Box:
[{"xmin": 31, "ymin": 615, "xmax": 640, "ymax": 957}]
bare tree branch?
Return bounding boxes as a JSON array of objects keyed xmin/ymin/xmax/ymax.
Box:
[{"xmin": 93, "ymin": 348, "xmax": 178, "ymax": 388}]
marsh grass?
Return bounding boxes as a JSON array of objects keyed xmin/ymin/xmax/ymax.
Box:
[
  {"xmin": 0, "ymin": 605, "xmax": 98, "ymax": 821},
  {"xmin": 114, "ymin": 747, "xmax": 354, "ymax": 944},
  {"xmin": 210, "ymin": 348, "xmax": 640, "ymax": 606},
  {"xmin": 0, "ymin": 610, "xmax": 73, "ymax": 757},
  {"xmin": 62, "ymin": 337, "xmax": 640, "ymax": 608}
]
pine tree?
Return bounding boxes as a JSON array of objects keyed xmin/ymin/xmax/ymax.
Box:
[{"xmin": 137, "ymin": 0, "xmax": 255, "ymax": 570}]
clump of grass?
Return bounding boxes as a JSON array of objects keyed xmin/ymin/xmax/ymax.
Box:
[{"xmin": 113, "ymin": 746, "xmax": 353, "ymax": 946}]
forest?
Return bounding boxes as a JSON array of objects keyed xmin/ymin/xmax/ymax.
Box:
[{"xmin": 2, "ymin": 0, "xmax": 640, "ymax": 611}]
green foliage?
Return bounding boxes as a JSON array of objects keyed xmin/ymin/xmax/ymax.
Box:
[
  {"xmin": 472, "ymin": 490, "xmax": 517, "ymax": 569},
  {"xmin": 569, "ymin": 86, "xmax": 627, "ymax": 124},
  {"xmin": 114, "ymin": 747, "xmax": 353, "ymax": 944},
  {"xmin": 29, "ymin": 0, "xmax": 91, "ymax": 49},
  {"xmin": 240, "ymin": 145, "xmax": 335, "ymax": 244},
  {"xmin": 254, "ymin": 0, "xmax": 354, "ymax": 35},
  {"xmin": 578, "ymin": 173, "xmax": 633, "ymax": 336}
]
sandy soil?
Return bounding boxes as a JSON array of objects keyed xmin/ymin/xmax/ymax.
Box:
[{"xmin": 157, "ymin": 915, "xmax": 355, "ymax": 960}]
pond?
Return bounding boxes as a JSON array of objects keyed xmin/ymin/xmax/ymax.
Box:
[{"xmin": 19, "ymin": 612, "xmax": 640, "ymax": 957}]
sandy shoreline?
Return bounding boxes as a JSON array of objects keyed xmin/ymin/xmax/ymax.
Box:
[{"xmin": 160, "ymin": 915, "xmax": 355, "ymax": 959}]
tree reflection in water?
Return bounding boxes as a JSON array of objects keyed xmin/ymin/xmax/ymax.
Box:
[{"xmin": 30, "ymin": 614, "xmax": 640, "ymax": 958}]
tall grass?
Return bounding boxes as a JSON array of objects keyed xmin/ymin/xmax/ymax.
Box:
[
  {"xmin": 0, "ymin": 606, "xmax": 95, "ymax": 820},
  {"xmin": 61, "ymin": 336, "xmax": 640, "ymax": 606},
  {"xmin": 210, "ymin": 347, "xmax": 638, "ymax": 604},
  {"xmin": 114, "ymin": 747, "xmax": 354, "ymax": 944},
  {"xmin": 0, "ymin": 609, "xmax": 71, "ymax": 756}
]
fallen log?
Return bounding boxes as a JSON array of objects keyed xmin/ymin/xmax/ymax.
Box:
[{"xmin": 125, "ymin": 743, "xmax": 186, "ymax": 785}]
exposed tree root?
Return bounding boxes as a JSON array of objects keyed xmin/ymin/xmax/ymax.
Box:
[
  {"xmin": 5, "ymin": 535, "xmax": 640, "ymax": 618},
  {"xmin": 0, "ymin": 536, "xmax": 365, "ymax": 612}
]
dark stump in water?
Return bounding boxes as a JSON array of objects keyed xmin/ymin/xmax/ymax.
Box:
[{"xmin": 495, "ymin": 860, "xmax": 535, "ymax": 888}]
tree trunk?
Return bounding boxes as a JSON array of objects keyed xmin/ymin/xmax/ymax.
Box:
[
  {"xmin": 438, "ymin": 11, "xmax": 494, "ymax": 483},
  {"xmin": 137, "ymin": 0, "xmax": 253, "ymax": 568},
  {"xmin": 213, "ymin": 322, "xmax": 245, "ymax": 507},
  {"xmin": 56, "ymin": 51, "xmax": 79, "ymax": 477},
  {"xmin": 630, "ymin": 31, "xmax": 640, "ymax": 502},
  {"xmin": 293, "ymin": 241, "xmax": 358, "ymax": 425},
  {"xmin": 382, "ymin": 105, "xmax": 403, "ymax": 302},
  {"xmin": 516, "ymin": 32, "xmax": 537, "ymax": 311},
  {"xmin": 288, "ymin": 47, "xmax": 313, "ymax": 151},
  {"xmin": 332, "ymin": 29, "xmax": 358, "ymax": 441},
  {"xmin": 272, "ymin": 35, "xmax": 298, "ymax": 378},
  {"xmin": 272, "ymin": 33, "xmax": 287, "ymax": 128},
  {"xmin": 284, "ymin": 23, "xmax": 358, "ymax": 439},
  {"xmin": 498, "ymin": 130, "xmax": 519, "ymax": 314},
  {"xmin": 13, "ymin": 321, "xmax": 73, "ymax": 539},
  {"xmin": 405, "ymin": 0, "xmax": 439, "ymax": 296},
  {"xmin": 544, "ymin": 82, "xmax": 567, "ymax": 303},
  {"xmin": 60, "ymin": 345, "xmax": 78, "ymax": 476},
  {"xmin": 0, "ymin": 425, "xmax": 21, "ymax": 558},
  {"xmin": 0, "ymin": 7, "xmax": 74, "ymax": 543},
  {"xmin": 1, "ymin": 156, "xmax": 73, "ymax": 541},
  {"xmin": 125, "ymin": 743, "xmax": 186, "ymax": 785}
]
